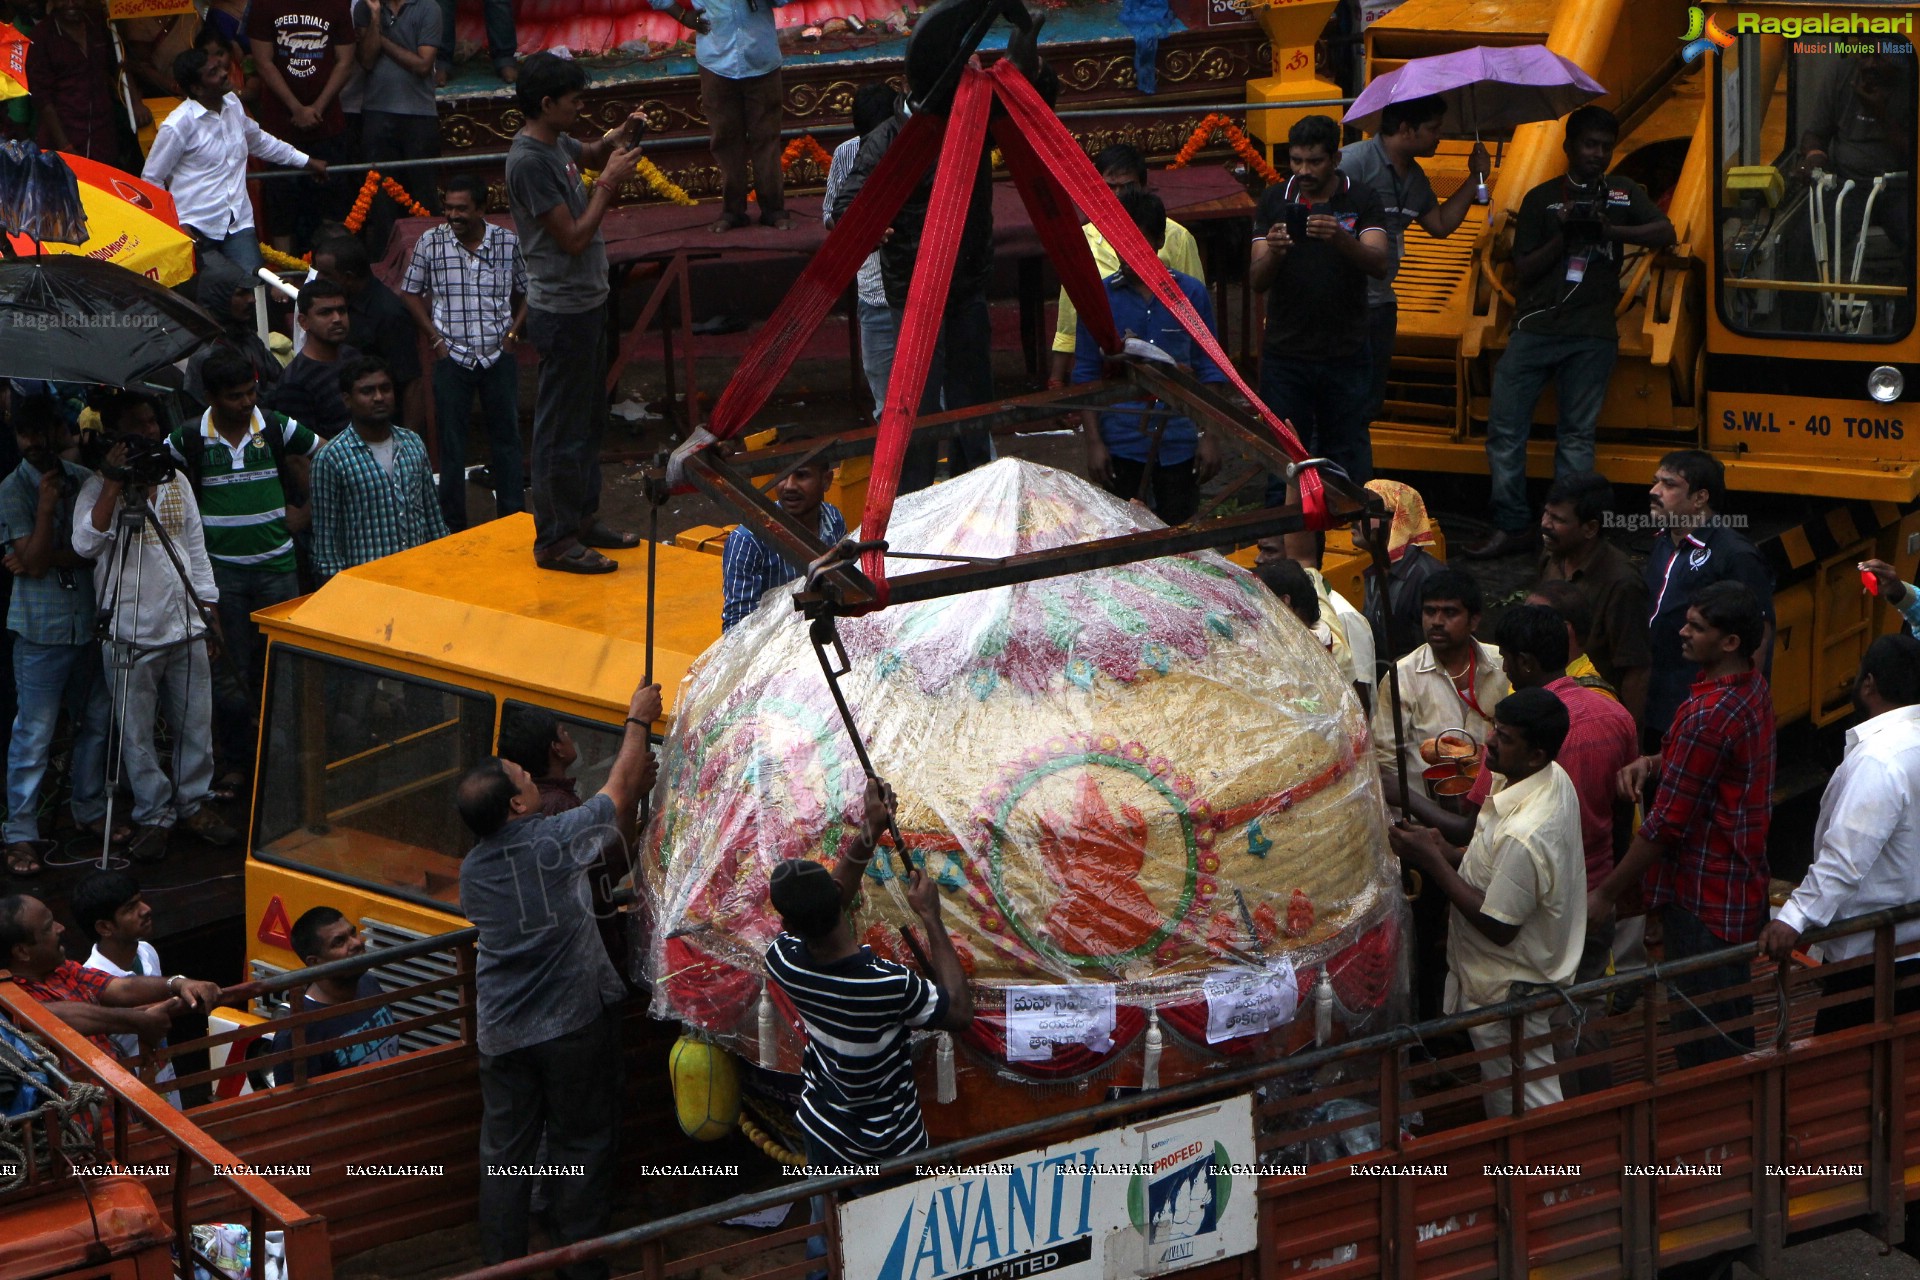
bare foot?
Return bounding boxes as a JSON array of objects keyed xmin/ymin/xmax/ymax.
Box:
[{"xmin": 497, "ymin": 62, "xmax": 519, "ymax": 84}]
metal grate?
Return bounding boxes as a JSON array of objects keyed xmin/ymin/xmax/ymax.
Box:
[
  {"xmin": 358, "ymin": 918, "xmax": 463, "ymax": 1051},
  {"xmin": 248, "ymin": 959, "xmax": 291, "ymax": 1017}
]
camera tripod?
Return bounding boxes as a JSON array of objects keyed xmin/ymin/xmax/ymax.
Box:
[{"xmin": 45, "ymin": 480, "xmax": 221, "ymax": 872}]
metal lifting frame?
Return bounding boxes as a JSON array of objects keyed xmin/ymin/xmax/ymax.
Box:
[{"xmin": 678, "ymin": 358, "xmax": 1389, "ymax": 618}]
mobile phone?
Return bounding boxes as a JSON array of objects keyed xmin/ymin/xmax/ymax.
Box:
[{"xmin": 1284, "ymin": 201, "xmax": 1311, "ymax": 243}]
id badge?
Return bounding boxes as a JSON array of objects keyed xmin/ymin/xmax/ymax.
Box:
[{"xmin": 1565, "ymin": 250, "xmax": 1590, "ymax": 283}]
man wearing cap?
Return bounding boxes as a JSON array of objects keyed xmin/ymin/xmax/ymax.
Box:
[{"xmin": 765, "ymin": 778, "xmax": 974, "ymax": 1274}]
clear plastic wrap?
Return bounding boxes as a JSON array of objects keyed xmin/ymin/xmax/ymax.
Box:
[{"xmin": 645, "ymin": 459, "xmax": 1402, "ymax": 1062}]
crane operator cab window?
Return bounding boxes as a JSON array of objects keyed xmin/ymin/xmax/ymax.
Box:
[
  {"xmin": 253, "ymin": 648, "xmax": 495, "ymax": 908},
  {"xmin": 1718, "ymin": 35, "xmax": 1914, "ymax": 339}
]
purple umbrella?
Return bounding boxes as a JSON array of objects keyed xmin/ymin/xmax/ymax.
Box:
[{"xmin": 1345, "ymin": 44, "xmax": 1608, "ymax": 136}]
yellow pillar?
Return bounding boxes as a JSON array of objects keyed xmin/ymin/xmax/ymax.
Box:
[{"xmin": 1245, "ymin": 0, "xmax": 1343, "ymax": 166}]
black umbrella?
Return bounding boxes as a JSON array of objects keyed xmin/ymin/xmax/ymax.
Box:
[{"xmin": 0, "ymin": 253, "xmax": 220, "ymax": 387}]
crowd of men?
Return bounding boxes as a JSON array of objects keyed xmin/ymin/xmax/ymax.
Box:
[{"xmin": 7, "ymin": 18, "xmax": 1920, "ymax": 1274}]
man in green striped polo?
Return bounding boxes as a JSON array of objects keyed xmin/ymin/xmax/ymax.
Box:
[{"xmin": 166, "ymin": 348, "xmax": 324, "ymax": 791}]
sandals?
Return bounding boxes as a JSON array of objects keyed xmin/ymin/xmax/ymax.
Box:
[
  {"xmin": 536, "ymin": 545, "xmax": 618, "ymax": 575},
  {"xmin": 580, "ymin": 522, "xmax": 641, "ymax": 550},
  {"xmin": 80, "ymin": 816, "xmax": 134, "ymax": 848},
  {"xmin": 5, "ymin": 842, "xmax": 43, "ymax": 877}
]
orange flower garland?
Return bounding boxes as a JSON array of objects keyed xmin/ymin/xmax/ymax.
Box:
[
  {"xmin": 780, "ymin": 134, "xmax": 834, "ymax": 174},
  {"xmin": 1167, "ymin": 113, "xmax": 1282, "ymax": 185},
  {"xmin": 343, "ymin": 170, "xmax": 432, "ymax": 233}
]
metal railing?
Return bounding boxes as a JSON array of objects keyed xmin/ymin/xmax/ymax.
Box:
[
  {"xmin": 154, "ymin": 925, "xmax": 479, "ymax": 1097},
  {"xmin": 422, "ymin": 900, "xmax": 1920, "ymax": 1280},
  {"xmin": 248, "ymin": 96, "xmax": 1358, "ymax": 181},
  {"xmin": 0, "ymin": 984, "xmax": 337, "ymax": 1280}
]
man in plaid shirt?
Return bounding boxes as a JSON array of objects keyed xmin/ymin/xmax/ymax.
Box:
[
  {"xmin": 309, "ymin": 357, "xmax": 449, "ymax": 583},
  {"xmin": 400, "ymin": 174, "xmax": 528, "ymax": 532},
  {"xmin": 720, "ymin": 461, "xmax": 844, "ymax": 630},
  {"xmin": 1591, "ymin": 580, "xmax": 1774, "ymax": 1069}
]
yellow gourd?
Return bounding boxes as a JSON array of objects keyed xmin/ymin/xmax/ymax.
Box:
[{"xmin": 669, "ymin": 1034, "xmax": 740, "ymax": 1141}]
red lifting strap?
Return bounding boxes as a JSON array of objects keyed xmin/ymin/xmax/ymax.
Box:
[
  {"xmin": 704, "ymin": 108, "xmax": 946, "ymax": 442},
  {"xmin": 989, "ymin": 115, "xmax": 1119, "ymax": 359},
  {"xmin": 856, "ymin": 67, "xmax": 997, "ymax": 608},
  {"xmin": 986, "ymin": 60, "xmax": 1330, "ymax": 530}
]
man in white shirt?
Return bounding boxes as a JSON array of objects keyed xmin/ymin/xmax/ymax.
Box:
[
  {"xmin": 1763, "ymin": 634, "xmax": 1920, "ymax": 1032},
  {"xmin": 142, "ymin": 46, "xmax": 327, "ymax": 275},
  {"xmin": 1373, "ymin": 568, "xmax": 1509, "ymax": 1021},
  {"xmin": 1390, "ymin": 687, "xmax": 1585, "ymax": 1116},
  {"xmin": 74, "ymin": 870, "xmax": 182, "ymax": 1107},
  {"xmin": 72, "ymin": 399, "xmax": 233, "ymax": 865}
]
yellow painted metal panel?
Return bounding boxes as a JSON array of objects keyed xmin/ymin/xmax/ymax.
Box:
[
  {"xmin": 257, "ymin": 514, "xmax": 724, "ymax": 722},
  {"xmin": 1777, "ymin": 526, "xmax": 1815, "ymax": 571},
  {"xmin": 246, "ymin": 861, "xmax": 468, "ymax": 975}
]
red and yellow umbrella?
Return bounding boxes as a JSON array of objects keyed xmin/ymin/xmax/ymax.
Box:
[
  {"xmin": 0, "ymin": 22, "xmax": 26, "ymax": 101},
  {"xmin": 6, "ymin": 153, "xmax": 195, "ymax": 287}
]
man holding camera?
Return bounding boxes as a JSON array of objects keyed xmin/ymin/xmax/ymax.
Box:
[
  {"xmin": 1464, "ymin": 106, "xmax": 1675, "ymax": 560},
  {"xmin": 73, "ymin": 395, "xmax": 234, "ymax": 864},
  {"xmin": 1250, "ymin": 114, "xmax": 1390, "ymax": 490},
  {"xmin": 2, "ymin": 397, "xmax": 112, "ymax": 877}
]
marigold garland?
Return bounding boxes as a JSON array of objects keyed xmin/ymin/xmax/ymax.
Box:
[
  {"xmin": 635, "ymin": 156, "xmax": 697, "ymax": 206},
  {"xmin": 779, "ymin": 134, "xmax": 833, "ymax": 174},
  {"xmin": 342, "ymin": 169, "xmax": 432, "ymax": 233},
  {"xmin": 581, "ymin": 159, "xmax": 697, "ymax": 207},
  {"xmin": 260, "ymin": 243, "xmax": 308, "ymax": 272},
  {"xmin": 1167, "ymin": 112, "xmax": 1282, "ymax": 185}
]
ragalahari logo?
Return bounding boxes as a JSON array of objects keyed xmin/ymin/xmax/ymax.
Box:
[{"xmin": 1680, "ymin": 5, "xmax": 1737, "ymax": 62}]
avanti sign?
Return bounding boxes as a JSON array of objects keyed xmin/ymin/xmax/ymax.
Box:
[{"xmin": 841, "ymin": 1097, "xmax": 1259, "ymax": 1280}]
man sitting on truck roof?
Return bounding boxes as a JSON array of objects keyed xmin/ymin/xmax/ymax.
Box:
[
  {"xmin": 454, "ymin": 677, "xmax": 660, "ymax": 1280},
  {"xmin": 0, "ymin": 893, "xmax": 223, "ymax": 1059},
  {"xmin": 1388, "ymin": 687, "xmax": 1585, "ymax": 1117},
  {"xmin": 267, "ymin": 907, "xmax": 400, "ymax": 1087}
]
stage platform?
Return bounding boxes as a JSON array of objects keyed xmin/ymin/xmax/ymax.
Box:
[{"xmin": 428, "ymin": 0, "xmax": 1280, "ymax": 198}]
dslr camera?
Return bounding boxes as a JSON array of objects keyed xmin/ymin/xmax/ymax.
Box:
[{"xmin": 102, "ymin": 432, "xmax": 178, "ymax": 489}]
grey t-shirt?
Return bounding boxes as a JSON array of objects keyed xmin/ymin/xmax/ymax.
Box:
[
  {"xmin": 1339, "ymin": 136, "xmax": 1437, "ymax": 309},
  {"xmin": 506, "ymin": 132, "xmax": 609, "ymax": 314},
  {"xmin": 352, "ymin": 0, "xmax": 440, "ymax": 117},
  {"xmin": 460, "ymin": 791, "xmax": 626, "ymax": 1057}
]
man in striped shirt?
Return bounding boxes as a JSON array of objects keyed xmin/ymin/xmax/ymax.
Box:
[
  {"xmin": 719, "ymin": 461, "xmax": 845, "ymax": 631},
  {"xmin": 765, "ymin": 779, "xmax": 973, "ymax": 1176},
  {"xmin": 168, "ymin": 348, "xmax": 322, "ymax": 789}
]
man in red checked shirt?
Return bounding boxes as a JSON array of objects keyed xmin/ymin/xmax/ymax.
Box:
[
  {"xmin": 1588, "ymin": 580, "xmax": 1775, "ymax": 1069},
  {"xmin": 1, "ymin": 894, "xmax": 224, "ymax": 1061}
]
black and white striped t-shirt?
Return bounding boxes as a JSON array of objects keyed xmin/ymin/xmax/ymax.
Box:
[{"xmin": 764, "ymin": 934, "xmax": 947, "ymax": 1163}]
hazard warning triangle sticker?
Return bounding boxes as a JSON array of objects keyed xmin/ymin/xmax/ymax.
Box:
[{"xmin": 257, "ymin": 895, "xmax": 293, "ymax": 949}]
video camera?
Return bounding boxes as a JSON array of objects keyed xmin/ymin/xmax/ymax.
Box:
[
  {"xmin": 100, "ymin": 433, "xmax": 178, "ymax": 489},
  {"xmin": 1561, "ymin": 198, "xmax": 1608, "ymax": 246}
]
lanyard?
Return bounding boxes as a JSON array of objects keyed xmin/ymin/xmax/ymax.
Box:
[{"xmin": 1447, "ymin": 649, "xmax": 1492, "ymax": 722}]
